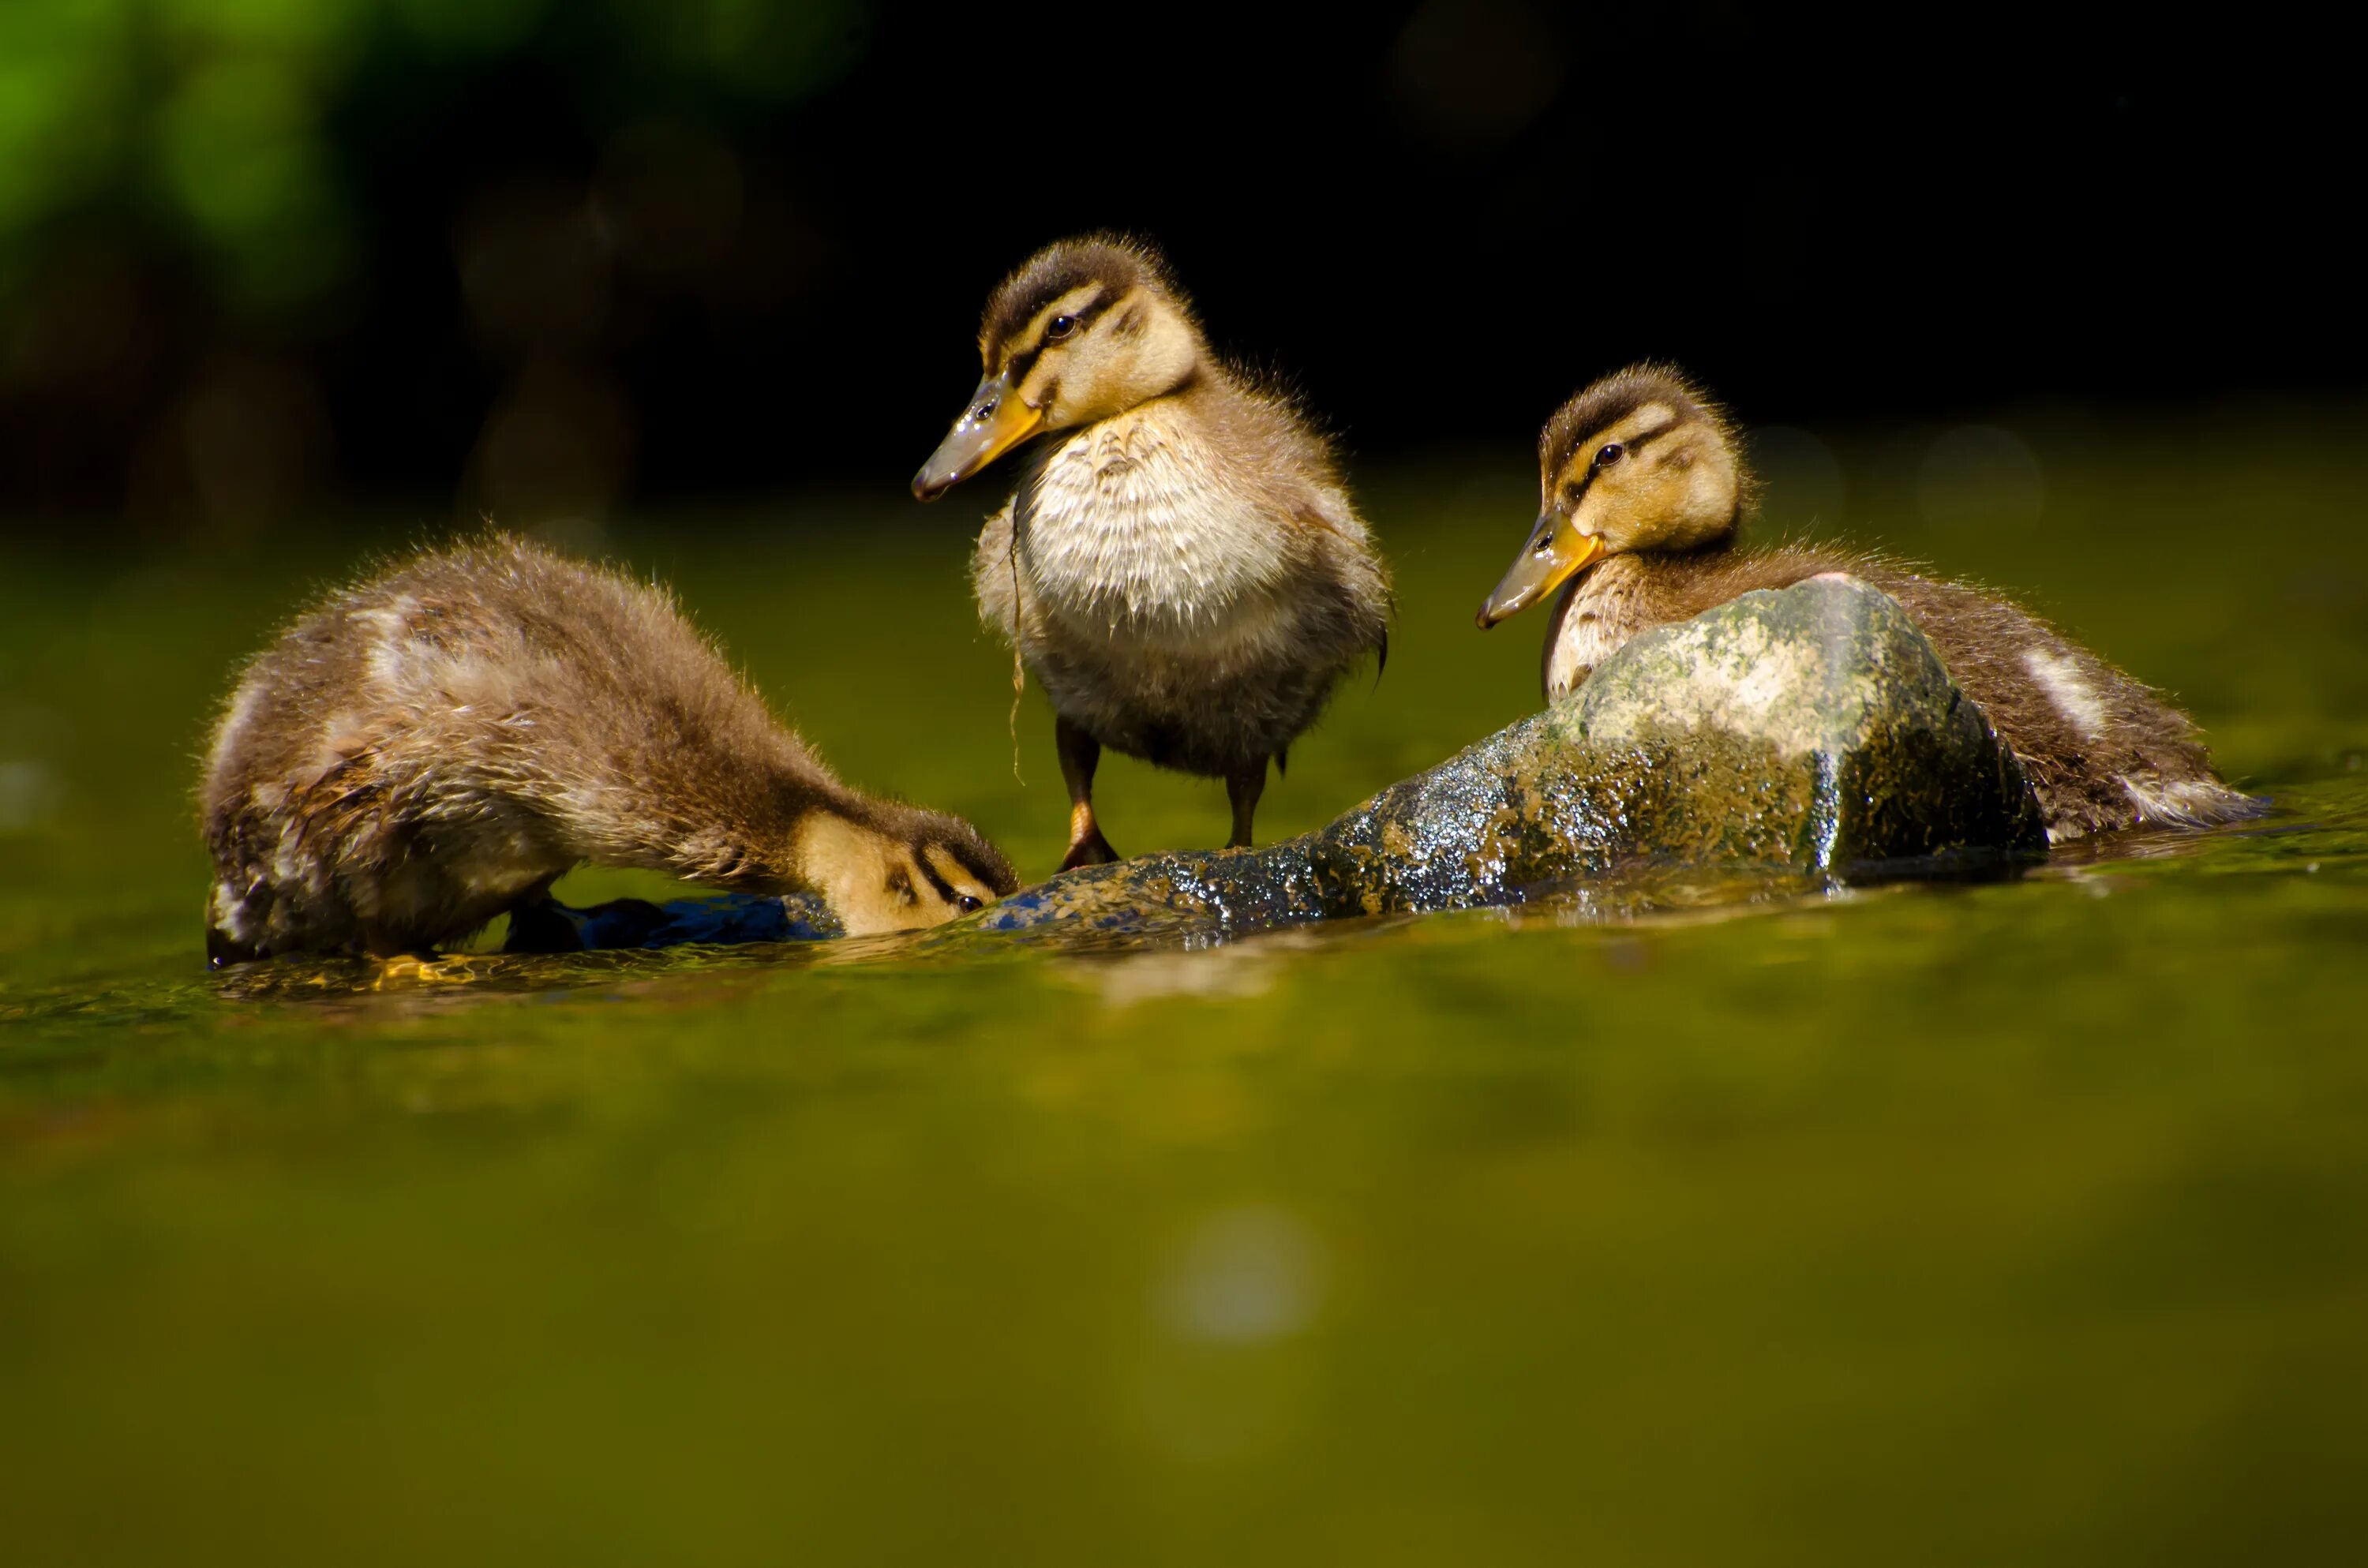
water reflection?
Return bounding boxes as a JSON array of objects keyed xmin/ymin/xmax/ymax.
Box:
[
  {"xmin": 0, "ymin": 810, "xmax": 2295, "ymax": 1027},
  {"xmin": 4, "ymin": 779, "xmax": 2356, "ymax": 1042}
]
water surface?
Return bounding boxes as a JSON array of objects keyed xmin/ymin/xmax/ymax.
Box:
[{"xmin": 5, "ymin": 414, "xmax": 2366, "ymax": 1563}]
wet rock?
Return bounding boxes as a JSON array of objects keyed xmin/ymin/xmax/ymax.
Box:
[
  {"xmin": 546, "ymin": 577, "xmax": 2046, "ymax": 953},
  {"xmin": 504, "ymin": 890, "xmax": 842, "ymax": 952},
  {"xmin": 980, "ymin": 576, "xmax": 2048, "ymax": 940}
]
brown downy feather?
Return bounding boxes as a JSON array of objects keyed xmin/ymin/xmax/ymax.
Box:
[
  {"xmin": 1514, "ymin": 365, "xmax": 2257, "ymax": 842},
  {"xmin": 200, "ymin": 537, "xmax": 1014, "ymax": 964},
  {"xmin": 920, "ymin": 234, "xmax": 1392, "ymax": 861}
]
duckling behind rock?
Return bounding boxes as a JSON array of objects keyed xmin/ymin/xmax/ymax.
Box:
[
  {"xmin": 200, "ymin": 537, "xmax": 1015, "ymax": 964},
  {"xmin": 1477, "ymin": 364, "xmax": 2258, "ymax": 841},
  {"xmin": 914, "ymin": 234, "xmax": 1392, "ymax": 869}
]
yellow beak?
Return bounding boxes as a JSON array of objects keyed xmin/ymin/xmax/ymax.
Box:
[
  {"xmin": 1475, "ymin": 512, "xmax": 1606, "ymax": 629},
  {"xmin": 912, "ymin": 370, "xmax": 1046, "ymax": 500}
]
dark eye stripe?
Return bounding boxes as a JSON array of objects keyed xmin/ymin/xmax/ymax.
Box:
[
  {"xmin": 1020, "ymin": 295, "xmax": 1111, "ymax": 354},
  {"xmin": 950, "ymin": 846, "xmax": 1015, "ymax": 894},
  {"xmin": 913, "ymin": 851, "xmax": 961, "ymax": 905},
  {"xmin": 1560, "ymin": 421, "xmax": 1685, "ymax": 492}
]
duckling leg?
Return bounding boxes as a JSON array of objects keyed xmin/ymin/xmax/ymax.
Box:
[
  {"xmin": 1056, "ymin": 716, "xmax": 1121, "ymax": 870},
  {"xmin": 1224, "ymin": 758, "xmax": 1268, "ymax": 850}
]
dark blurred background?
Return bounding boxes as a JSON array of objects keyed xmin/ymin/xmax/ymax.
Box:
[{"xmin": 0, "ymin": 1, "xmax": 2354, "ymax": 537}]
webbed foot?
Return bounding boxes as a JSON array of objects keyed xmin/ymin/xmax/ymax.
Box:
[{"xmin": 1058, "ymin": 828, "xmax": 1121, "ymax": 872}]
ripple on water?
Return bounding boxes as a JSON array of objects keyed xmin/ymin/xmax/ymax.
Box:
[{"xmin": 2, "ymin": 776, "xmax": 2359, "ymax": 1042}]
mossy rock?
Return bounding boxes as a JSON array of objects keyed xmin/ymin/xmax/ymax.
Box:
[
  {"xmin": 536, "ymin": 577, "xmax": 2047, "ymax": 951},
  {"xmin": 979, "ymin": 576, "xmax": 2047, "ymax": 941}
]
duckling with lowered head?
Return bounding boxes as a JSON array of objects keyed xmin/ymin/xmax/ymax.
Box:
[
  {"xmin": 912, "ymin": 235, "xmax": 1392, "ymax": 870},
  {"xmin": 1476, "ymin": 365, "xmax": 2256, "ymax": 841},
  {"xmin": 201, "ymin": 537, "xmax": 1015, "ymax": 964}
]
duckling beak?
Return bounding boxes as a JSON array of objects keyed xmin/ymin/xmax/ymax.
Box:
[
  {"xmin": 912, "ymin": 371, "xmax": 1046, "ymax": 500},
  {"xmin": 1476, "ymin": 512, "xmax": 1606, "ymax": 629}
]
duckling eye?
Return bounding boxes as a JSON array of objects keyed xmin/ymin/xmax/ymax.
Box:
[
  {"xmin": 957, "ymin": 894, "xmax": 984, "ymax": 914},
  {"xmin": 1594, "ymin": 442, "xmax": 1626, "ymax": 468},
  {"xmin": 1044, "ymin": 313, "xmax": 1079, "ymax": 342}
]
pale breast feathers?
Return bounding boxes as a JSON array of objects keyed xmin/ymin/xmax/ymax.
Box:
[{"xmin": 1018, "ymin": 412, "xmax": 1297, "ymax": 643}]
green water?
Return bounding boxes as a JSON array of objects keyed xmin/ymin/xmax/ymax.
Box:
[{"xmin": 5, "ymin": 414, "xmax": 2366, "ymax": 1564}]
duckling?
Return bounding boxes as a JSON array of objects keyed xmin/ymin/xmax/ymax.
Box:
[
  {"xmin": 1476, "ymin": 365, "xmax": 2257, "ymax": 842},
  {"xmin": 912, "ymin": 234, "xmax": 1392, "ymax": 869},
  {"xmin": 200, "ymin": 537, "xmax": 1016, "ymax": 965}
]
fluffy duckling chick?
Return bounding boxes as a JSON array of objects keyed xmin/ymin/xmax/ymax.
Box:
[
  {"xmin": 1476, "ymin": 365, "xmax": 2257, "ymax": 841},
  {"xmin": 912, "ymin": 234, "xmax": 1392, "ymax": 870},
  {"xmin": 200, "ymin": 537, "xmax": 1015, "ymax": 965}
]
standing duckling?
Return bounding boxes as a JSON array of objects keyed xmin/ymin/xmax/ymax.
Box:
[
  {"xmin": 1475, "ymin": 364, "xmax": 2257, "ymax": 841},
  {"xmin": 912, "ymin": 234, "xmax": 1392, "ymax": 870},
  {"xmin": 201, "ymin": 537, "xmax": 1015, "ymax": 964}
]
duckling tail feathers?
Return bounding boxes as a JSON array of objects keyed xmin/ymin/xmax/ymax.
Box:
[{"xmin": 2117, "ymin": 774, "xmax": 2270, "ymax": 833}]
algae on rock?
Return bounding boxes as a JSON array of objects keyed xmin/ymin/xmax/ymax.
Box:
[
  {"xmin": 980, "ymin": 577, "xmax": 2048, "ymax": 941},
  {"xmin": 533, "ymin": 577, "xmax": 2048, "ymax": 951}
]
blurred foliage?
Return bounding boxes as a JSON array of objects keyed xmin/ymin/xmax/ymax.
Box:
[
  {"xmin": 2, "ymin": 4, "xmax": 2350, "ymax": 525},
  {"xmin": 0, "ymin": 0, "xmax": 864, "ymax": 320}
]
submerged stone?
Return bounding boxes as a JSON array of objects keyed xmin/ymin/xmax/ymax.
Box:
[
  {"xmin": 548, "ymin": 577, "xmax": 2048, "ymax": 952},
  {"xmin": 505, "ymin": 890, "xmax": 843, "ymax": 952},
  {"xmin": 980, "ymin": 576, "xmax": 2048, "ymax": 940}
]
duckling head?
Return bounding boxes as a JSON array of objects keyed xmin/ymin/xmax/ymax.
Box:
[
  {"xmin": 798, "ymin": 803, "xmax": 1020, "ymax": 934},
  {"xmin": 1476, "ymin": 364, "xmax": 1750, "ymax": 628},
  {"xmin": 913, "ymin": 234, "xmax": 1205, "ymax": 500}
]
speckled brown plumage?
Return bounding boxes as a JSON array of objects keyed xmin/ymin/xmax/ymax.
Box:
[
  {"xmin": 1497, "ymin": 365, "xmax": 2257, "ymax": 842},
  {"xmin": 917, "ymin": 234, "xmax": 1392, "ymax": 867},
  {"xmin": 200, "ymin": 537, "xmax": 1014, "ymax": 964}
]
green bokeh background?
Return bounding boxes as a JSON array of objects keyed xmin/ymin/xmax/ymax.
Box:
[{"xmin": 0, "ymin": 0, "xmax": 860, "ymax": 316}]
